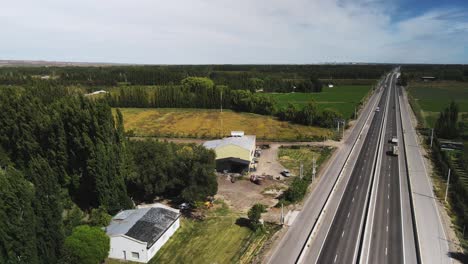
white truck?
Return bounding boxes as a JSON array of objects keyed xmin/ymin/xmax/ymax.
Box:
[{"xmin": 390, "ymin": 136, "xmax": 398, "ymax": 144}]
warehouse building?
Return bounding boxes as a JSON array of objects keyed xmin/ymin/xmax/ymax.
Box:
[
  {"xmin": 203, "ymin": 131, "xmax": 256, "ymax": 173},
  {"xmin": 106, "ymin": 204, "xmax": 180, "ymax": 263}
]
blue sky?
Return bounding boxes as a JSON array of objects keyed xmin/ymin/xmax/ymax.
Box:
[{"xmin": 1, "ymin": 0, "xmax": 467, "ymax": 64}]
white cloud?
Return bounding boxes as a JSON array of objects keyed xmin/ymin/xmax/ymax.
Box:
[{"xmin": 0, "ymin": 0, "xmax": 466, "ymax": 63}]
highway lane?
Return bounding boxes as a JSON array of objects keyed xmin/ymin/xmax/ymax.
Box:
[
  {"xmin": 367, "ymin": 72, "xmax": 404, "ymax": 263},
  {"xmin": 268, "ymin": 74, "xmax": 387, "ymax": 264},
  {"xmin": 315, "ymin": 73, "xmax": 392, "ymax": 264},
  {"xmin": 399, "ymin": 75, "xmax": 451, "ymax": 263}
]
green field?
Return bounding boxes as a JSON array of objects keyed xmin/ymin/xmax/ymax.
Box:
[
  {"xmin": 117, "ymin": 108, "xmax": 333, "ymax": 141},
  {"xmin": 408, "ymin": 81, "xmax": 468, "ymax": 112},
  {"xmin": 266, "ymin": 85, "xmax": 371, "ymax": 118},
  {"xmin": 408, "ymin": 81, "xmax": 468, "ymax": 127},
  {"xmin": 278, "ymin": 146, "xmax": 333, "ymax": 176}
]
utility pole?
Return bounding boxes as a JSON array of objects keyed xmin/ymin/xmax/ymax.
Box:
[
  {"xmin": 337, "ymin": 121, "xmax": 340, "ymax": 132},
  {"xmin": 430, "ymin": 128, "xmax": 434, "ymax": 148},
  {"xmin": 445, "ymin": 168, "xmax": 451, "ymax": 203},
  {"xmin": 342, "ymin": 120, "xmax": 345, "ymax": 138},
  {"xmin": 300, "ymin": 163, "xmax": 303, "ymax": 179},
  {"xmin": 220, "ymin": 89, "xmax": 223, "ymax": 137},
  {"xmin": 312, "ymin": 156, "xmax": 317, "ymax": 182},
  {"xmin": 281, "ymin": 202, "xmax": 284, "ymax": 225}
]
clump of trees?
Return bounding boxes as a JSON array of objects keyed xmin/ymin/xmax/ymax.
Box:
[
  {"xmin": 247, "ymin": 204, "xmax": 267, "ymax": 231},
  {"xmin": 435, "ymin": 101, "xmax": 460, "ymax": 139},
  {"xmin": 62, "ymin": 225, "xmax": 109, "ymax": 264},
  {"xmin": 276, "ymin": 102, "xmax": 342, "ymax": 128},
  {"xmin": 127, "ymin": 140, "xmax": 218, "ymax": 203}
]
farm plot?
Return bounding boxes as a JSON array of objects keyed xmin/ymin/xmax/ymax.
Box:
[
  {"xmin": 408, "ymin": 81, "xmax": 468, "ymax": 127},
  {"xmin": 116, "ymin": 108, "xmax": 333, "ymax": 141},
  {"xmin": 266, "ymin": 85, "xmax": 371, "ymax": 118}
]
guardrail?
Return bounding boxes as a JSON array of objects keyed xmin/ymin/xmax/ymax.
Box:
[{"xmin": 397, "ymin": 84, "xmax": 422, "ymax": 264}]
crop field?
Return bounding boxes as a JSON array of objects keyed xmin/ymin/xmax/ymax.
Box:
[
  {"xmin": 266, "ymin": 85, "xmax": 371, "ymax": 118},
  {"xmin": 408, "ymin": 81, "xmax": 468, "ymax": 127},
  {"xmin": 116, "ymin": 108, "xmax": 333, "ymax": 141}
]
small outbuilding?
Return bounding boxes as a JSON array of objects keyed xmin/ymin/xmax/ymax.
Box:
[
  {"xmin": 420, "ymin": 76, "xmax": 436, "ymax": 82},
  {"xmin": 106, "ymin": 204, "xmax": 180, "ymax": 263},
  {"xmin": 203, "ymin": 131, "xmax": 256, "ymax": 173}
]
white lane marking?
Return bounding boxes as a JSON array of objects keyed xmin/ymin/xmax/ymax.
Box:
[
  {"xmin": 386, "ymin": 226, "xmax": 389, "ymax": 232},
  {"xmin": 388, "ymin": 194, "xmax": 390, "ymax": 199},
  {"xmin": 352, "ymin": 197, "xmax": 355, "ymax": 202},
  {"xmin": 385, "ymin": 247, "xmax": 388, "ymax": 256},
  {"xmin": 347, "ymin": 212, "xmax": 350, "ymax": 218},
  {"xmin": 387, "ymin": 208, "xmax": 389, "ymax": 214},
  {"xmin": 342, "ymin": 230, "xmax": 345, "ymax": 237},
  {"xmin": 334, "ymin": 254, "xmax": 338, "ymax": 263},
  {"xmin": 356, "ymin": 185, "xmax": 359, "ymax": 190}
]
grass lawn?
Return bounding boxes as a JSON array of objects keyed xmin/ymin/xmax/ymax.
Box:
[
  {"xmin": 116, "ymin": 108, "xmax": 333, "ymax": 141},
  {"xmin": 266, "ymin": 85, "xmax": 371, "ymax": 118},
  {"xmin": 107, "ymin": 203, "xmax": 276, "ymax": 264},
  {"xmin": 407, "ymin": 81, "xmax": 468, "ymax": 127},
  {"xmin": 278, "ymin": 146, "xmax": 333, "ymax": 176},
  {"xmin": 408, "ymin": 81, "xmax": 468, "ymax": 112}
]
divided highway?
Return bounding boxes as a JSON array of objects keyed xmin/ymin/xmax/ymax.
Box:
[
  {"xmin": 269, "ymin": 72, "xmax": 387, "ymax": 264},
  {"xmin": 314, "ymin": 74, "xmax": 392, "ymax": 264},
  {"xmin": 269, "ymin": 71, "xmax": 425, "ymax": 264},
  {"xmin": 366, "ymin": 72, "xmax": 408, "ymax": 263}
]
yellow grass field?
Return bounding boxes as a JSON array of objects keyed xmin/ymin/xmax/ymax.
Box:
[{"xmin": 116, "ymin": 108, "xmax": 333, "ymax": 141}]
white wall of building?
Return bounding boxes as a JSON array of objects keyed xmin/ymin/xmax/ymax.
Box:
[
  {"xmin": 109, "ymin": 236, "xmax": 148, "ymax": 263},
  {"xmin": 108, "ymin": 218, "xmax": 180, "ymax": 263}
]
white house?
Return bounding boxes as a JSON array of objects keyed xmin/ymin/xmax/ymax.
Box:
[{"xmin": 106, "ymin": 204, "xmax": 180, "ymax": 263}]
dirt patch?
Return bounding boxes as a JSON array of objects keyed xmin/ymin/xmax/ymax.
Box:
[{"xmin": 215, "ymin": 176, "xmax": 286, "ymax": 214}]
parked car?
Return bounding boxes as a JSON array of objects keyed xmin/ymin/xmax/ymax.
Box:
[{"xmin": 281, "ymin": 169, "xmax": 292, "ymax": 177}]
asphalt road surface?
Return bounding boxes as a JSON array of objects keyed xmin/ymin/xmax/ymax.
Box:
[
  {"xmin": 367, "ymin": 72, "xmax": 404, "ymax": 263},
  {"xmin": 315, "ymin": 74, "xmax": 392, "ymax": 264}
]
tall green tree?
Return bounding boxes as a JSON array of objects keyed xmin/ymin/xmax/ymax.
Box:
[
  {"xmin": 62, "ymin": 225, "xmax": 109, "ymax": 264},
  {"xmin": 27, "ymin": 157, "xmax": 64, "ymax": 264},
  {"xmin": 0, "ymin": 168, "xmax": 38, "ymax": 264}
]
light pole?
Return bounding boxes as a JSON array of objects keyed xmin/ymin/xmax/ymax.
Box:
[
  {"xmin": 430, "ymin": 128, "xmax": 434, "ymax": 148},
  {"xmin": 445, "ymin": 168, "xmax": 451, "ymax": 203},
  {"xmin": 312, "ymin": 155, "xmax": 317, "ymax": 182}
]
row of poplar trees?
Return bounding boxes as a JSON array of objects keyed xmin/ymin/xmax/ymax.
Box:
[{"xmin": 0, "ymin": 87, "xmax": 131, "ymax": 263}]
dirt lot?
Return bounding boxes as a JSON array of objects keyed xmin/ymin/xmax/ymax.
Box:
[{"xmin": 215, "ymin": 176, "xmax": 286, "ymax": 214}]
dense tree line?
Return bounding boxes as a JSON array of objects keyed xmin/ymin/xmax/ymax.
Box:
[
  {"xmin": 401, "ymin": 64, "xmax": 468, "ymax": 81},
  {"xmin": 0, "ymin": 64, "xmax": 393, "ymax": 87},
  {"xmin": 0, "ymin": 86, "xmax": 218, "ymax": 263},
  {"xmin": 106, "ymin": 77, "xmax": 278, "ymax": 115}
]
